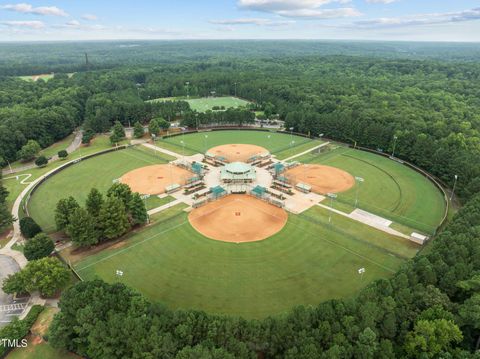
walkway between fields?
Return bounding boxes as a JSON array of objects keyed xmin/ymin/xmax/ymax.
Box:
[
  {"xmin": 317, "ymin": 203, "xmax": 410, "ymax": 240},
  {"xmin": 142, "ymin": 142, "xmax": 183, "ymax": 160},
  {"xmin": 147, "ymin": 199, "xmax": 182, "ymax": 216},
  {"xmin": 282, "ymin": 141, "xmax": 330, "ymax": 162}
]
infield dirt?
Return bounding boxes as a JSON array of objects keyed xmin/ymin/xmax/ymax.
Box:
[
  {"xmin": 121, "ymin": 164, "xmax": 193, "ymax": 194},
  {"xmin": 285, "ymin": 164, "xmax": 355, "ymax": 194},
  {"xmin": 188, "ymin": 194, "xmax": 288, "ymax": 243},
  {"xmin": 208, "ymin": 144, "xmax": 267, "ymax": 162}
]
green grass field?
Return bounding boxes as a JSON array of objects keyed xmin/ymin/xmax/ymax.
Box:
[
  {"xmin": 157, "ymin": 130, "xmax": 318, "ymax": 159},
  {"xmin": 74, "ymin": 203, "xmax": 416, "ymax": 318},
  {"xmin": 297, "ymin": 146, "xmax": 446, "ymax": 234},
  {"xmin": 150, "ymin": 96, "xmax": 250, "ymax": 112},
  {"xmin": 27, "ymin": 146, "xmax": 174, "ymax": 232}
]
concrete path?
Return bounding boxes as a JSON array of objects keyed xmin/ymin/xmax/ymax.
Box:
[
  {"xmin": 142, "ymin": 142, "xmax": 183, "ymax": 160},
  {"xmin": 282, "ymin": 142, "xmax": 330, "ymax": 162},
  {"xmin": 2, "ymin": 130, "xmax": 83, "ymax": 176},
  {"xmin": 317, "ymin": 203, "xmax": 410, "ymax": 239},
  {"xmin": 147, "ymin": 199, "xmax": 182, "ymax": 216}
]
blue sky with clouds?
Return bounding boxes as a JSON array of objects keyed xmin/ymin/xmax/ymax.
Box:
[{"xmin": 0, "ymin": 0, "xmax": 479, "ymax": 41}]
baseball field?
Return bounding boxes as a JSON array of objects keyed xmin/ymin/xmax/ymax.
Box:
[
  {"xmin": 149, "ymin": 96, "xmax": 250, "ymax": 112},
  {"xmin": 26, "ymin": 130, "xmax": 447, "ymax": 318}
]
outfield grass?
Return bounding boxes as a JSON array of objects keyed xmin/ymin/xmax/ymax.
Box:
[
  {"xmin": 74, "ymin": 201, "xmax": 416, "ymax": 319},
  {"xmin": 144, "ymin": 195, "xmax": 176, "ymax": 211},
  {"xmin": 158, "ymin": 130, "xmax": 314, "ymax": 157},
  {"xmin": 149, "ymin": 96, "xmax": 250, "ymax": 112},
  {"xmin": 298, "ymin": 146, "xmax": 446, "ymax": 234},
  {"xmin": 39, "ymin": 134, "xmax": 75, "ymax": 158},
  {"xmin": 27, "ymin": 146, "xmax": 174, "ymax": 232}
]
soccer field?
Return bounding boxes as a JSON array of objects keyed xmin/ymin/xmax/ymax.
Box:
[
  {"xmin": 149, "ymin": 96, "xmax": 251, "ymax": 112},
  {"xmin": 73, "ymin": 204, "xmax": 417, "ymax": 319}
]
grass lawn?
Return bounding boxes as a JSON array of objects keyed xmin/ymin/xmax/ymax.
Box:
[
  {"xmin": 27, "ymin": 146, "xmax": 173, "ymax": 232},
  {"xmin": 158, "ymin": 130, "xmax": 314, "ymax": 157},
  {"xmin": 144, "ymin": 195, "xmax": 176, "ymax": 211},
  {"xmin": 6, "ymin": 307, "xmax": 79, "ymax": 359},
  {"xmin": 149, "ymin": 96, "xmax": 250, "ymax": 113},
  {"xmin": 298, "ymin": 146, "xmax": 446, "ymax": 234},
  {"xmin": 39, "ymin": 134, "xmax": 75, "ymax": 159},
  {"xmin": 73, "ymin": 200, "xmax": 416, "ymax": 319}
]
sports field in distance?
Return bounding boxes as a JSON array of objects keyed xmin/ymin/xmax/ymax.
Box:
[{"xmin": 150, "ymin": 96, "xmax": 250, "ymax": 112}]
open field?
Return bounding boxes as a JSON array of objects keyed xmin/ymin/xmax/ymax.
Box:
[
  {"xmin": 157, "ymin": 130, "xmax": 317, "ymax": 157},
  {"xmin": 17, "ymin": 73, "xmax": 75, "ymax": 82},
  {"xmin": 149, "ymin": 96, "xmax": 250, "ymax": 112},
  {"xmin": 74, "ymin": 201, "xmax": 416, "ymax": 318},
  {"xmin": 27, "ymin": 146, "xmax": 174, "ymax": 232},
  {"xmin": 297, "ymin": 146, "xmax": 446, "ymax": 234}
]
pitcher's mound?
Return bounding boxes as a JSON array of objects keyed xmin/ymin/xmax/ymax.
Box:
[
  {"xmin": 121, "ymin": 164, "xmax": 192, "ymax": 195},
  {"xmin": 189, "ymin": 195, "xmax": 288, "ymax": 243},
  {"xmin": 208, "ymin": 144, "xmax": 267, "ymax": 163},
  {"xmin": 285, "ymin": 164, "xmax": 355, "ymax": 194}
]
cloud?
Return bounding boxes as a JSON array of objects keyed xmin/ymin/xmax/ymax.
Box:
[
  {"xmin": 1, "ymin": 3, "xmax": 68, "ymax": 16},
  {"xmin": 81, "ymin": 14, "xmax": 98, "ymax": 21},
  {"xmin": 237, "ymin": 0, "xmax": 360, "ymax": 18},
  {"xmin": 355, "ymin": 7, "xmax": 480, "ymax": 28},
  {"xmin": 365, "ymin": 0, "xmax": 398, "ymax": 4},
  {"xmin": 209, "ymin": 18, "xmax": 295, "ymax": 26},
  {"xmin": 0, "ymin": 20, "xmax": 45, "ymax": 29}
]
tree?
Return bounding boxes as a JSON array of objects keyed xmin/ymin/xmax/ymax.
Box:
[
  {"xmin": 17, "ymin": 140, "xmax": 40, "ymax": 161},
  {"xmin": 82, "ymin": 128, "xmax": 95, "ymax": 145},
  {"xmin": 2, "ymin": 257, "xmax": 70, "ymax": 297},
  {"xmin": 404, "ymin": 319, "xmax": 463, "ymax": 358},
  {"xmin": 98, "ymin": 197, "xmax": 130, "ymax": 240},
  {"xmin": 34, "ymin": 155, "xmax": 48, "ymax": 167},
  {"xmin": 19, "ymin": 217, "xmax": 42, "ymax": 239},
  {"xmin": 107, "ymin": 183, "xmax": 132, "ymax": 209},
  {"xmin": 57, "ymin": 150, "xmax": 68, "ymax": 159},
  {"xmin": 148, "ymin": 118, "xmax": 160, "ymax": 136},
  {"xmin": 67, "ymin": 207, "xmax": 99, "ymax": 247},
  {"xmin": 133, "ymin": 121, "xmax": 144, "ymax": 138},
  {"xmin": 24, "ymin": 233, "xmax": 54, "ymax": 261},
  {"xmin": 110, "ymin": 120, "xmax": 125, "ymax": 145},
  {"xmin": 54, "ymin": 197, "xmax": 80, "ymax": 231},
  {"xmin": 85, "ymin": 188, "xmax": 103, "ymax": 217},
  {"xmin": 129, "ymin": 193, "xmax": 148, "ymax": 225},
  {"xmin": 0, "ymin": 182, "xmax": 12, "ymax": 231},
  {"xmin": 157, "ymin": 118, "xmax": 170, "ymax": 131}
]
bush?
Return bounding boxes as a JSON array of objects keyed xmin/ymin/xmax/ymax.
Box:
[
  {"xmin": 24, "ymin": 233, "xmax": 55, "ymax": 261},
  {"xmin": 19, "ymin": 217, "xmax": 42, "ymax": 239},
  {"xmin": 58, "ymin": 150, "xmax": 68, "ymax": 159},
  {"xmin": 0, "ymin": 305, "xmax": 43, "ymax": 356},
  {"xmin": 35, "ymin": 155, "xmax": 48, "ymax": 167}
]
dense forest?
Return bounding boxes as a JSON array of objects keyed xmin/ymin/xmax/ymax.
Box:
[{"xmin": 1, "ymin": 41, "xmax": 480, "ymax": 357}]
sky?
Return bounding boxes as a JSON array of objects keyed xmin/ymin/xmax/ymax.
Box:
[{"xmin": 0, "ymin": 0, "xmax": 479, "ymax": 42}]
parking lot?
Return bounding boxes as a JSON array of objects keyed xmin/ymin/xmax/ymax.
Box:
[{"xmin": 0, "ymin": 254, "xmax": 28, "ymax": 327}]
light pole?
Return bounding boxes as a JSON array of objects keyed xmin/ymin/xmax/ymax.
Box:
[
  {"xmin": 327, "ymin": 193, "xmax": 337, "ymax": 224},
  {"xmin": 450, "ymin": 174, "xmax": 458, "ymax": 202},
  {"xmin": 358, "ymin": 267, "xmax": 365, "ymax": 281},
  {"xmin": 6, "ymin": 160, "xmax": 12, "ymax": 173},
  {"xmin": 354, "ymin": 176, "xmax": 364, "ymax": 208},
  {"xmin": 115, "ymin": 269, "xmax": 124, "ymax": 281},
  {"xmin": 391, "ymin": 135, "xmax": 398, "ymax": 158},
  {"xmin": 204, "ymin": 134, "xmax": 208, "ymax": 152},
  {"xmin": 185, "ymin": 81, "xmax": 190, "ymax": 99},
  {"xmin": 180, "ymin": 140, "xmax": 185, "ymax": 160},
  {"xmin": 151, "ymin": 134, "xmax": 157, "ymax": 156},
  {"xmin": 234, "ymin": 82, "xmax": 237, "ymax": 97},
  {"xmin": 289, "ymin": 127, "xmax": 294, "ymax": 147}
]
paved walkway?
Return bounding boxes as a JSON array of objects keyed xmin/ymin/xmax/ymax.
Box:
[
  {"xmin": 282, "ymin": 141, "xmax": 330, "ymax": 162},
  {"xmin": 147, "ymin": 199, "xmax": 182, "ymax": 216},
  {"xmin": 2, "ymin": 130, "xmax": 83, "ymax": 176},
  {"xmin": 317, "ymin": 203, "xmax": 410, "ymax": 240},
  {"xmin": 142, "ymin": 142, "xmax": 183, "ymax": 159}
]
